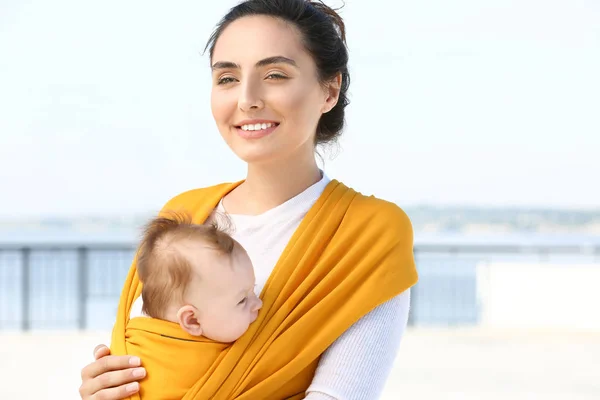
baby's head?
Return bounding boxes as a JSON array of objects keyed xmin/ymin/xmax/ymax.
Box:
[{"xmin": 136, "ymin": 212, "xmax": 262, "ymax": 343}]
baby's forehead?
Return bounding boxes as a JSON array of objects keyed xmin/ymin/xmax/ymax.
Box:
[
  {"xmin": 186, "ymin": 246, "xmax": 239, "ymax": 276},
  {"xmin": 193, "ymin": 258, "xmax": 253, "ymax": 294},
  {"xmin": 187, "ymin": 247, "xmax": 232, "ymax": 273}
]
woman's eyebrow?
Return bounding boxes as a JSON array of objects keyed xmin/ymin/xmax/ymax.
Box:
[
  {"xmin": 211, "ymin": 61, "xmax": 239, "ymax": 71},
  {"xmin": 211, "ymin": 56, "xmax": 298, "ymax": 71},
  {"xmin": 255, "ymin": 56, "xmax": 297, "ymax": 68}
]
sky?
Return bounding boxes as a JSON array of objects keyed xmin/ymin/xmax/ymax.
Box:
[{"xmin": 0, "ymin": 0, "xmax": 599, "ymax": 218}]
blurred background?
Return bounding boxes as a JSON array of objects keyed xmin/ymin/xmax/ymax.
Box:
[{"xmin": 1, "ymin": 0, "xmax": 599, "ymax": 398}]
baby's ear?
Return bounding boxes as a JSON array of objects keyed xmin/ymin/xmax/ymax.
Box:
[{"xmin": 176, "ymin": 305, "xmax": 203, "ymax": 336}]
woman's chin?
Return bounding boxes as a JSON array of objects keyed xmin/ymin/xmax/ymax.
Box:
[
  {"xmin": 233, "ymin": 149, "xmax": 278, "ymax": 165},
  {"xmin": 228, "ymin": 141, "xmax": 283, "ymax": 165}
]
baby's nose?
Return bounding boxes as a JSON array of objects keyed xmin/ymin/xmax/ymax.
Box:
[{"xmin": 253, "ymin": 297, "xmax": 263, "ymax": 312}]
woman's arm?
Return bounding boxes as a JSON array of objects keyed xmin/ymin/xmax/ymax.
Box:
[
  {"xmin": 78, "ymin": 345, "xmax": 146, "ymax": 399},
  {"xmin": 304, "ymin": 289, "xmax": 411, "ymax": 400}
]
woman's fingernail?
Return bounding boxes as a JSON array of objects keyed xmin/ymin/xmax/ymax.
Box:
[
  {"xmin": 126, "ymin": 382, "xmax": 139, "ymax": 393},
  {"xmin": 132, "ymin": 368, "xmax": 145, "ymax": 378},
  {"xmin": 129, "ymin": 356, "xmax": 141, "ymax": 367}
]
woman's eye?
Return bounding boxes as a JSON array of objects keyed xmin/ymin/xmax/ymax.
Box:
[
  {"xmin": 266, "ymin": 73, "xmax": 287, "ymax": 80},
  {"xmin": 217, "ymin": 76, "xmax": 236, "ymax": 85}
]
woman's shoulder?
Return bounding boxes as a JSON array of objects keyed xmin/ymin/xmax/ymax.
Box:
[{"xmin": 345, "ymin": 185, "xmax": 414, "ymax": 238}]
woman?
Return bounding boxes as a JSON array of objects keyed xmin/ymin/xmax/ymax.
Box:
[{"xmin": 79, "ymin": 0, "xmax": 418, "ymax": 399}]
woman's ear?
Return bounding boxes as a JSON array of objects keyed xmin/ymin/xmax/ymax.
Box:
[
  {"xmin": 322, "ymin": 73, "xmax": 342, "ymax": 113},
  {"xmin": 176, "ymin": 305, "xmax": 203, "ymax": 337}
]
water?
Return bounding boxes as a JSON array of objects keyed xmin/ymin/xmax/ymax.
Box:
[{"xmin": 1, "ymin": 231, "xmax": 599, "ymax": 330}]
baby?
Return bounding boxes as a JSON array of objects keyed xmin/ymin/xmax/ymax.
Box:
[{"xmin": 135, "ymin": 211, "xmax": 263, "ymax": 343}]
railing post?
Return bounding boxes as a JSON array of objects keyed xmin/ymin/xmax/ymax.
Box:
[
  {"xmin": 539, "ymin": 248, "xmax": 549, "ymax": 263},
  {"xmin": 21, "ymin": 248, "xmax": 31, "ymax": 331},
  {"xmin": 408, "ymin": 247, "xmax": 418, "ymax": 326},
  {"xmin": 77, "ymin": 247, "xmax": 88, "ymax": 330}
]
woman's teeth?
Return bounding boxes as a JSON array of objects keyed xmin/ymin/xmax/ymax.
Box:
[{"xmin": 240, "ymin": 123, "xmax": 275, "ymax": 131}]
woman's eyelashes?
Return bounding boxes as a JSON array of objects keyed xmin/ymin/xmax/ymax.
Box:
[
  {"xmin": 216, "ymin": 72, "xmax": 289, "ymax": 85},
  {"xmin": 217, "ymin": 76, "xmax": 237, "ymax": 85},
  {"xmin": 265, "ymin": 73, "xmax": 288, "ymax": 80}
]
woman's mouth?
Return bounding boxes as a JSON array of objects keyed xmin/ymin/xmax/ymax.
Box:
[
  {"xmin": 235, "ymin": 122, "xmax": 280, "ymax": 139},
  {"xmin": 239, "ymin": 122, "xmax": 278, "ymax": 131}
]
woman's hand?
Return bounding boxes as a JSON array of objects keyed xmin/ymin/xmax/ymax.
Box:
[{"xmin": 79, "ymin": 344, "xmax": 146, "ymax": 399}]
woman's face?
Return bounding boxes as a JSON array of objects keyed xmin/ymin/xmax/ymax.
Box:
[{"xmin": 210, "ymin": 15, "xmax": 337, "ymax": 165}]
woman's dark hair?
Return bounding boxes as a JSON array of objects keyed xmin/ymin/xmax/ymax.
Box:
[{"xmin": 204, "ymin": 0, "xmax": 350, "ymax": 146}]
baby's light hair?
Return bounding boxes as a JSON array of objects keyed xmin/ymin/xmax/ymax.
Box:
[{"xmin": 136, "ymin": 211, "xmax": 234, "ymax": 319}]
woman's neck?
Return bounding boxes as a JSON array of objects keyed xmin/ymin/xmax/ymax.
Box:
[{"xmin": 224, "ymin": 149, "xmax": 322, "ymax": 216}]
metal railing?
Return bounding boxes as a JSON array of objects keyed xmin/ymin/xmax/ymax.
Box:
[
  {"xmin": 409, "ymin": 243, "xmax": 600, "ymax": 326},
  {"xmin": 1, "ymin": 242, "xmax": 599, "ymax": 331},
  {"xmin": 0, "ymin": 243, "xmax": 135, "ymax": 331}
]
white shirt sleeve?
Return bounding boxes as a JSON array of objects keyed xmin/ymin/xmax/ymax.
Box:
[{"xmin": 304, "ymin": 288, "xmax": 411, "ymax": 400}]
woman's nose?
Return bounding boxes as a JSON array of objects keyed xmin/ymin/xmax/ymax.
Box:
[{"xmin": 238, "ymin": 80, "xmax": 265, "ymax": 112}]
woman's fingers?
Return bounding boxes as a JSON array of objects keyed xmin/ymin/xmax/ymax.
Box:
[
  {"xmin": 79, "ymin": 344, "xmax": 145, "ymax": 399},
  {"xmin": 79, "ymin": 364, "xmax": 145, "ymax": 399},
  {"xmin": 93, "ymin": 345, "xmax": 111, "ymax": 360},
  {"xmin": 81, "ymin": 354, "xmax": 141, "ymax": 380},
  {"xmin": 87, "ymin": 381, "xmax": 140, "ymax": 400}
]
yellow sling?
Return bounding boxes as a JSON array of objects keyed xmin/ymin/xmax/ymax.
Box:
[{"xmin": 110, "ymin": 179, "xmax": 418, "ymax": 399}]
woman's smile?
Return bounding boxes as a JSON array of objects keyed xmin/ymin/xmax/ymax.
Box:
[{"xmin": 234, "ymin": 119, "xmax": 281, "ymax": 139}]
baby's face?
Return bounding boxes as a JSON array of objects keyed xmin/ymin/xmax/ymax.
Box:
[{"xmin": 186, "ymin": 242, "xmax": 262, "ymax": 343}]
